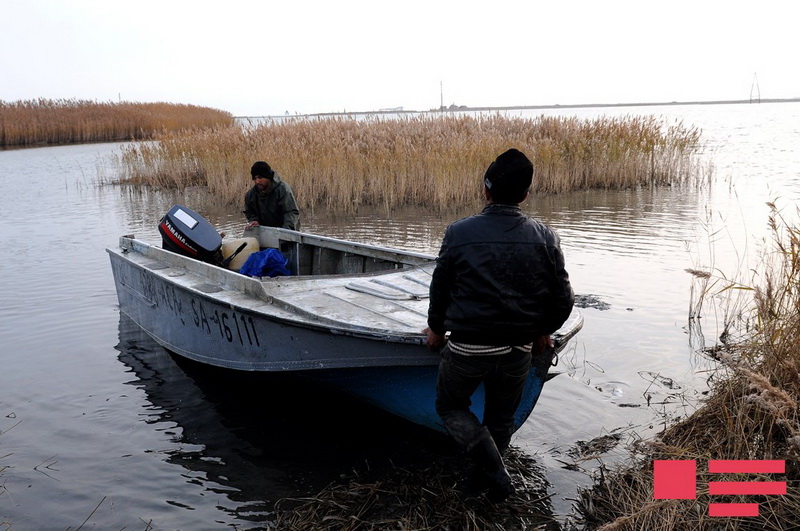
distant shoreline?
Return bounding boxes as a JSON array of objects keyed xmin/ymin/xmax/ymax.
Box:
[
  {"xmin": 245, "ymin": 97, "xmax": 800, "ymax": 120},
  {"xmin": 444, "ymin": 97, "xmax": 800, "ymax": 112}
]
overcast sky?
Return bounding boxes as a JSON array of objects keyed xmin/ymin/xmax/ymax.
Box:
[{"xmin": 2, "ymin": 0, "xmax": 798, "ymax": 116}]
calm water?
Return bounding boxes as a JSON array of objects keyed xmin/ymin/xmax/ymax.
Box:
[{"xmin": 1, "ymin": 102, "xmax": 798, "ymax": 528}]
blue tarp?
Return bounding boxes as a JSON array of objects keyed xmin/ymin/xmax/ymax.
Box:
[{"xmin": 239, "ymin": 248, "xmax": 291, "ymax": 277}]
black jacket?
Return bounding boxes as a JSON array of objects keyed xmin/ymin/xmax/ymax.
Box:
[
  {"xmin": 243, "ymin": 173, "xmax": 300, "ymax": 230},
  {"xmin": 427, "ymin": 203, "xmax": 574, "ymax": 346}
]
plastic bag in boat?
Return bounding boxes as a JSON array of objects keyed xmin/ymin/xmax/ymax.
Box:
[{"xmin": 238, "ymin": 248, "xmax": 291, "ymax": 277}]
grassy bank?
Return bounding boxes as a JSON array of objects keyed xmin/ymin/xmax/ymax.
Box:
[
  {"xmin": 576, "ymin": 205, "xmax": 800, "ymax": 530},
  {"xmin": 0, "ymin": 99, "xmax": 234, "ymax": 147},
  {"xmin": 115, "ymin": 113, "xmax": 704, "ymax": 211},
  {"xmin": 272, "ymin": 446, "xmax": 565, "ymax": 530}
]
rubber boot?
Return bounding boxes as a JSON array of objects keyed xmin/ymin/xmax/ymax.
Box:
[{"xmin": 467, "ymin": 431, "xmax": 515, "ymax": 502}]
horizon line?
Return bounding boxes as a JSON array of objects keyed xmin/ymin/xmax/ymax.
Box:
[{"xmin": 241, "ymin": 97, "xmax": 800, "ymax": 120}]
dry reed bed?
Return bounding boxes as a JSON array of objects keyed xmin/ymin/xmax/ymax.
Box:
[
  {"xmin": 0, "ymin": 98, "xmax": 233, "ymax": 147},
  {"xmin": 116, "ymin": 114, "xmax": 703, "ymax": 211},
  {"xmin": 273, "ymin": 446, "xmax": 559, "ymax": 530},
  {"xmin": 577, "ymin": 205, "xmax": 800, "ymax": 530}
]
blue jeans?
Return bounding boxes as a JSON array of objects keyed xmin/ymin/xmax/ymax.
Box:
[{"xmin": 435, "ymin": 344, "xmax": 532, "ymax": 453}]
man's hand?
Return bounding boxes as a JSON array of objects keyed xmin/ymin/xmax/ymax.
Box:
[
  {"xmin": 246, "ymin": 220, "xmax": 260, "ymax": 228},
  {"xmin": 422, "ymin": 327, "xmax": 445, "ymax": 352}
]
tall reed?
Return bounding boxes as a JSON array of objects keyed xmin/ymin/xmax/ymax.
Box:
[
  {"xmin": 0, "ymin": 98, "xmax": 233, "ymax": 147},
  {"xmin": 115, "ymin": 113, "xmax": 704, "ymax": 211},
  {"xmin": 576, "ymin": 204, "xmax": 800, "ymax": 530}
]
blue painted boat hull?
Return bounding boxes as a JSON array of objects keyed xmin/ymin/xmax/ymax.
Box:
[{"xmin": 302, "ymin": 355, "xmax": 554, "ymax": 434}]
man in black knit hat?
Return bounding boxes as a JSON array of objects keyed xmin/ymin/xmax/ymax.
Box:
[
  {"xmin": 425, "ymin": 148, "xmax": 574, "ymax": 502},
  {"xmin": 244, "ymin": 161, "xmax": 300, "ymax": 230}
]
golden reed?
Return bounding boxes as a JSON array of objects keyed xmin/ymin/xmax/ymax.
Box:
[
  {"xmin": 117, "ymin": 113, "xmax": 704, "ymax": 211},
  {"xmin": 0, "ymin": 98, "xmax": 233, "ymax": 147},
  {"xmin": 576, "ymin": 205, "xmax": 800, "ymax": 530}
]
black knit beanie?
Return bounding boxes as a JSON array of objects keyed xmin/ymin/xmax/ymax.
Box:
[
  {"xmin": 251, "ymin": 161, "xmax": 274, "ymax": 179},
  {"xmin": 483, "ymin": 149, "xmax": 534, "ymax": 203}
]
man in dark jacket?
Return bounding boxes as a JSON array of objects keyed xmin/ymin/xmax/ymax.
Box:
[
  {"xmin": 244, "ymin": 161, "xmax": 300, "ymax": 230},
  {"xmin": 425, "ymin": 148, "xmax": 574, "ymax": 502}
]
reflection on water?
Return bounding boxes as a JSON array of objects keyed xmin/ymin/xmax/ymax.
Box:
[{"xmin": 114, "ymin": 313, "xmax": 456, "ymax": 526}]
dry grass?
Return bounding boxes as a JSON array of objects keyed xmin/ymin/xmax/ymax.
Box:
[
  {"xmin": 0, "ymin": 98, "xmax": 233, "ymax": 147},
  {"xmin": 576, "ymin": 204, "xmax": 800, "ymax": 530},
  {"xmin": 115, "ymin": 113, "xmax": 704, "ymax": 211},
  {"xmin": 272, "ymin": 446, "xmax": 561, "ymax": 531}
]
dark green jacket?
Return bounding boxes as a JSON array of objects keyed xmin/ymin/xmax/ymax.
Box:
[{"xmin": 243, "ymin": 173, "xmax": 300, "ymax": 230}]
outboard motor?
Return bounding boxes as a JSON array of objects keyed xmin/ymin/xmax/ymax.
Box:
[{"xmin": 158, "ymin": 205, "xmax": 223, "ymax": 265}]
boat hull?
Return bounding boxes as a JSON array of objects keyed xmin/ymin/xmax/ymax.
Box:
[
  {"xmin": 301, "ymin": 361, "xmax": 554, "ymax": 434},
  {"xmin": 108, "ymin": 227, "xmax": 582, "ymax": 434}
]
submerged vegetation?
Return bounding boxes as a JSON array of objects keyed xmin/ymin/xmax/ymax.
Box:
[
  {"xmin": 575, "ymin": 204, "xmax": 800, "ymax": 530},
  {"xmin": 0, "ymin": 98, "xmax": 233, "ymax": 147},
  {"xmin": 115, "ymin": 113, "xmax": 704, "ymax": 211}
]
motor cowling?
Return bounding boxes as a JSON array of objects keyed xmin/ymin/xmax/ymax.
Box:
[{"xmin": 158, "ymin": 205, "xmax": 223, "ymax": 265}]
